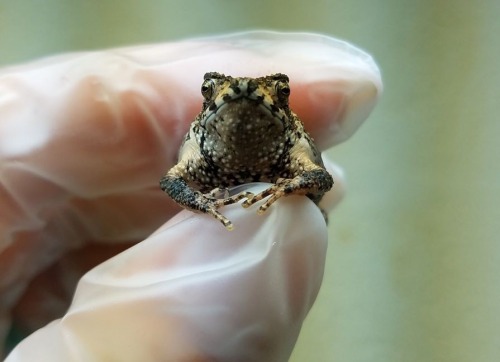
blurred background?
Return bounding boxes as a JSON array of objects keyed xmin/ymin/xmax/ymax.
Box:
[{"xmin": 1, "ymin": 1, "xmax": 499, "ymax": 361}]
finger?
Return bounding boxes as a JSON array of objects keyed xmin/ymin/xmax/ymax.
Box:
[{"xmin": 6, "ymin": 184, "xmax": 327, "ymax": 361}]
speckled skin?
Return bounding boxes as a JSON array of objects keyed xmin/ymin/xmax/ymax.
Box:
[{"xmin": 160, "ymin": 72, "xmax": 333, "ymax": 230}]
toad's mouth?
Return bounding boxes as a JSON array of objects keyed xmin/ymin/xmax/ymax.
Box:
[{"xmin": 201, "ymin": 95, "xmax": 287, "ymax": 128}]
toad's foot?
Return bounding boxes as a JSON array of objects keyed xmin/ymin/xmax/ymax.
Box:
[
  {"xmin": 241, "ymin": 169, "xmax": 333, "ymax": 215},
  {"xmin": 160, "ymin": 175, "xmax": 243, "ymax": 230},
  {"xmin": 203, "ymin": 189, "xmax": 254, "ymax": 230},
  {"xmin": 207, "ymin": 208, "xmax": 234, "ymax": 230},
  {"xmin": 192, "ymin": 193, "xmax": 235, "ymax": 230},
  {"xmin": 241, "ymin": 183, "xmax": 289, "ymax": 214},
  {"xmin": 207, "ymin": 188, "xmax": 254, "ymax": 204}
]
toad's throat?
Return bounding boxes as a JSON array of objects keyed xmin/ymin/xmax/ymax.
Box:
[
  {"xmin": 203, "ymin": 125, "xmax": 288, "ymax": 169},
  {"xmin": 206, "ymin": 117, "xmax": 285, "ymax": 153},
  {"xmin": 201, "ymin": 98, "xmax": 290, "ymax": 168}
]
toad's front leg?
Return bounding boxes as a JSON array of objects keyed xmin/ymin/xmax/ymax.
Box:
[{"xmin": 160, "ymin": 169, "xmax": 236, "ymax": 230}]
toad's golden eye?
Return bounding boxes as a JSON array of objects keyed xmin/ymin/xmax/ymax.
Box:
[
  {"xmin": 201, "ymin": 79, "xmax": 215, "ymax": 99},
  {"xmin": 276, "ymin": 81, "xmax": 290, "ymax": 96},
  {"xmin": 275, "ymin": 81, "xmax": 290, "ymax": 99}
]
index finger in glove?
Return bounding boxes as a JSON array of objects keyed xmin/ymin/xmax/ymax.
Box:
[{"xmin": 6, "ymin": 184, "xmax": 327, "ymax": 362}]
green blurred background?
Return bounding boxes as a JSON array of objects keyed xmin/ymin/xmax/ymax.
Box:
[{"xmin": 2, "ymin": 1, "xmax": 499, "ymax": 361}]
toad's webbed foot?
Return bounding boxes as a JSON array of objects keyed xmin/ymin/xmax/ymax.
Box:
[
  {"xmin": 161, "ymin": 176, "xmax": 256, "ymax": 230},
  {"xmin": 242, "ymin": 168, "xmax": 333, "ymax": 215}
]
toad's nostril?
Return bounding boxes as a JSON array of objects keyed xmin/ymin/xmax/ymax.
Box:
[
  {"xmin": 246, "ymin": 79, "xmax": 258, "ymax": 94},
  {"xmin": 229, "ymin": 84, "xmax": 241, "ymax": 94}
]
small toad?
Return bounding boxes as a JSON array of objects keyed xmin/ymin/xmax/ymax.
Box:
[{"xmin": 160, "ymin": 72, "xmax": 333, "ymax": 230}]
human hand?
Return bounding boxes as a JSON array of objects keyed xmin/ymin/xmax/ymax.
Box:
[{"xmin": 1, "ymin": 31, "xmax": 381, "ymax": 361}]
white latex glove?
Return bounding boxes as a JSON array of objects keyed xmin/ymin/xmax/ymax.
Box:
[{"xmin": 1, "ymin": 31, "xmax": 381, "ymax": 361}]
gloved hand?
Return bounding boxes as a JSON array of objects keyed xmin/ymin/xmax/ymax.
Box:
[{"xmin": 1, "ymin": 31, "xmax": 381, "ymax": 361}]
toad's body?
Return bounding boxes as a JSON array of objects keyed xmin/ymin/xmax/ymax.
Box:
[{"xmin": 160, "ymin": 72, "xmax": 333, "ymax": 229}]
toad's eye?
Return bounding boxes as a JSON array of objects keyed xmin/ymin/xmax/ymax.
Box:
[
  {"xmin": 276, "ymin": 81, "xmax": 291, "ymax": 98},
  {"xmin": 201, "ymin": 79, "xmax": 215, "ymax": 99}
]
